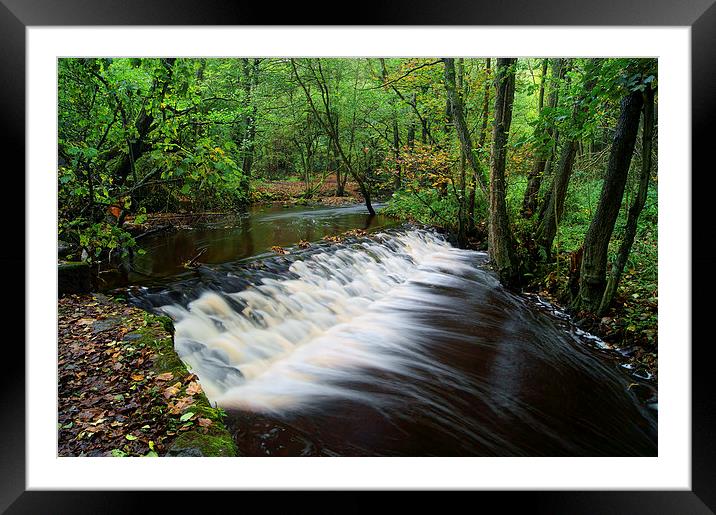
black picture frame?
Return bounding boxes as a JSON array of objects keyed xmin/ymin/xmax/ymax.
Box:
[{"xmin": 3, "ymin": 1, "xmax": 713, "ymax": 512}]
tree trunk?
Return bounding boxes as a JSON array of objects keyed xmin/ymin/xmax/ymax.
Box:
[
  {"xmin": 523, "ymin": 59, "xmax": 566, "ymax": 218},
  {"xmin": 443, "ymin": 58, "xmax": 489, "ymax": 197},
  {"xmin": 535, "ymin": 139, "xmax": 578, "ymax": 257},
  {"xmin": 468, "ymin": 58, "xmax": 491, "ymax": 234},
  {"xmin": 407, "ymin": 92, "xmax": 416, "ymax": 149},
  {"xmin": 535, "ymin": 61, "xmax": 600, "ymax": 259},
  {"xmin": 572, "ymin": 88, "xmax": 644, "ymax": 312},
  {"xmin": 598, "ymin": 84, "xmax": 655, "ymax": 315},
  {"xmin": 115, "ymin": 58, "xmax": 175, "ymax": 188},
  {"xmin": 488, "ymin": 58, "xmax": 520, "ymax": 287},
  {"xmin": 240, "ymin": 58, "xmax": 259, "ymax": 192},
  {"xmin": 521, "ymin": 59, "xmax": 550, "ymax": 217},
  {"xmin": 290, "ymin": 59, "xmax": 372, "ymax": 214},
  {"xmin": 379, "ymin": 58, "xmax": 401, "ymax": 190}
]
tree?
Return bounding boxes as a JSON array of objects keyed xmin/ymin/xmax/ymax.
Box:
[
  {"xmin": 443, "ymin": 57, "xmax": 490, "ymax": 245},
  {"xmin": 572, "ymin": 86, "xmax": 644, "ymax": 312},
  {"xmin": 488, "ymin": 58, "xmax": 520, "ymax": 286},
  {"xmin": 467, "ymin": 58, "xmax": 491, "ymax": 234},
  {"xmin": 598, "ymin": 81, "xmax": 656, "ymax": 314},
  {"xmin": 535, "ymin": 59, "xmax": 600, "ymax": 260},
  {"xmin": 290, "ymin": 58, "xmax": 377, "ymax": 215},
  {"xmin": 239, "ymin": 58, "xmax": 260, "ymax": 191}
]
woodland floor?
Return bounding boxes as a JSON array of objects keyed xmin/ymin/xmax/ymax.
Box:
[{"xmin": 57, "ymin": 293, "xmax": 235, "ymax": 457}]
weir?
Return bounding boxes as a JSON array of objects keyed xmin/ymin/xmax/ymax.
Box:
[{"xmin": 131, "ymin": 227, "xmax": 657, "ymax": 456}]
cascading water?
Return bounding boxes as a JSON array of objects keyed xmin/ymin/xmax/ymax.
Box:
[{"xmin": 131, "ymin": 227, "xmax": 657, "ymax": 456}]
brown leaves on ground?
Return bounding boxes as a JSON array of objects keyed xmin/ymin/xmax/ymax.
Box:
[
  {"xmin": 271, "ymin": 246, "xmax": 289, "ymax": 255},
  {"xmin": 253, "ymin": 173, "xmax": 363, "ymax": 203},
  {"xmin": 322, "ymin": 228, "xmax": 369, "ymax": 245},
  {"xmin": 186, "ymin": 381, "xmax": 203, "ymax": 396},
  {"xmin": 163, "ymin": 382, "xmax": 182, "ymax": 399},
  {"xmin": 343, "ymin": 228, "xmax": 367, "ymax": 238},
  {"xmin": 57, "ymin": 293, "xmax": 210, "ymax": 457}
]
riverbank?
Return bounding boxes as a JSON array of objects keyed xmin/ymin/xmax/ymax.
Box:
[
  {"xmin": 58, "ymin": 293, "xmax": 237, "ymax": 457},
  {"xmin": 121, "ymin": 177, "xmax": 365, "ymax": 237}
]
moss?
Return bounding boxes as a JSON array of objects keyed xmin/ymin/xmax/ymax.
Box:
[
  {"xmin": 169, "ymin": 430, "xmax": 238, "ymax": 457},
  {"xmin": 155, "ymin": 315, "xmax": 175, "ymax": 336},
  {"xmin": 58, "ymin": 260, "xmax": 89, "ymax": 270},
  {"xmin": 129, "ymin": 311, "xmax": 238, "ymax": 457}
]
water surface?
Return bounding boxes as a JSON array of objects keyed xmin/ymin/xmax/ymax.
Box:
[{"xmin": 129, "ymin": 217, "xmax": 656, "ymax": 457}]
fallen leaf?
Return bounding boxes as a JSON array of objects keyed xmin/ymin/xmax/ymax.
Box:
[
  {"xmin": 197, "ymin": 418, "xmax": 212, "ymax": 427},
  {"xmin": 163, "ymin": 382, "xmax": 181, "ymax": 399},
  {"xmin": 186, "ymin": 381, "xmax": 202, "ymax": 395},
  {"xmin": 155, "ymin": 372, "xmax": 174, "ymax": 382},
  {"xmin": 130, "ymin": 374, "xmax": 144, "ymax": 382}
]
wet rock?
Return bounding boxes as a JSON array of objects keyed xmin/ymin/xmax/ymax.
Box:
[
  {"xmin": 92, "ymin": 317, "xmax": 122, "ymax": 333},
  {"xmin": 58, "ymin": 261, "xmax": 91, "ymax": 295},
  {"xmin": 166, "ymin": 446, "xmax": 204, "ymax": 457},
  {"xmin": 58, "ymin": 240, "xmax": 74, "ymax": 258},
  {"xmin": 122, "ymin": 332, "xmax": 143, "ymax": 342}
]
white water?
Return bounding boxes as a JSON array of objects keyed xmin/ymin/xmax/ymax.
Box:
[
  {"xmin": 160, "ymin": 230, "xmax": 488, "ymax": 414},
  {"xmin": 150, "ymin": 227, "xmax": 657, "ymax": 455}
]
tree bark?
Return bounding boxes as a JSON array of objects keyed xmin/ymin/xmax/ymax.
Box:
[
  {"xmin": 572, "ymin": 88, "xmax": 644, "ymax": 312},
  {"xmin": 407, "ymin": 92, "xmax": 416, "ymax": 149},
  {"xmin": 521, "ymin": 58, "xmax": 551, "ymax": 217},
  {"xmin": 535, "ymin": 60, "xmax": 600, "ymax": 259},
  {"xmin": 535, "ymin": 139, "xmax": 578, "ymax": 257},
  {"xmin": 443, "ymin": 58, "xmax": 489, "ymax": 197},
  {"xmin": 467, "ymin": 58, "xmax": 491, "ymax": 234},
  {"xmin": 532, "ymin": 59, "xmax": 570, "ymax": 223},
  {"xmin": 598, "ymin": 84, "xmax": 655, "ymax": 315},
  {"xmin": 379, "ymin": 58, "xmax": 402, "ymax": 190},
  {"xmin": 239, "ymin": 58, "xmax": 260, "ymax": 191},
  {"xmin": 488, "ymin": 58, "xmax": 520, "ymax": 287}
]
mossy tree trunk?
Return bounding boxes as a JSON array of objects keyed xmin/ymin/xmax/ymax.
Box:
[
  {"xmin": 488, "ymin": 58, "xmax": 520, "ymax": 287},
  {"xmin": 522, "ymin": 59, "xmax": 550, "ymax": 217},
  {"xmin": 467, "ymin": 58, "xmax": 492, "ymax": 235},
  {"xmin": 598, "ymin": 84, "xmax": 655, "ymax": 315},
  {"xmin": 572, "ymin": 88, "xmax": 644, "ymax": 312}
]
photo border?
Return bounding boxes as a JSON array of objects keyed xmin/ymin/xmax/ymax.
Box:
[{"xmin": 4, "ymin": 0, "xmax": 714, "ymax": 512}]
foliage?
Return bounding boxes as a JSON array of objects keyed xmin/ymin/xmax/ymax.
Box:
[{"xmin": 59, "ymin": 56, "xmax": 657, "ymax": 343}]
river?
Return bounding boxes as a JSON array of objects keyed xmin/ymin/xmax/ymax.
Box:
[{"xmin": 126, "ymin": 203, "xmax": 657, "ymax": 456}]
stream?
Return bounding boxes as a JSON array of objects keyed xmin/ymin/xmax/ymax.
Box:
[{"xmin": 126, "ymin": 203, "xmax": 657, "ymax": 456}]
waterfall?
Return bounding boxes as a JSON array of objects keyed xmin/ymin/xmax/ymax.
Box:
[{"xmin": 136, "ymin": 228, "xmax": 656, "ymax": 456}]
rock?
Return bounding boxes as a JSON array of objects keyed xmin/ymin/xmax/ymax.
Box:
[
  {"xmin": 122, "ymin": 332, "xmax": 143, "ymax": 341},
  {"xmin": 166, "ymin": 446, "xmax": 204, "ymax": 457},
  {"xmin": 92, "ymin": 317, "xmax": 122, "ymax": 333},
  {"xmin": 58, "ymin": 262, "xmax": 91, "ymax": 295},
  {"xmin": 58, "ymin": 240, "xmax": 74, "ymax": 258}
]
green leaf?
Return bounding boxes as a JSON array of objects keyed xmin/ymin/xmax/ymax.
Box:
[
  {"xmin": 111, "ymin": 449, "xmax": 128, "ymax": 457},
  {"xmin": 179, "ymin": 411, "xmax": 195, "ymax": 422},
  {"xmin": 125, "ymin": 434, "xmax": 138, "ymax": 441}
]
